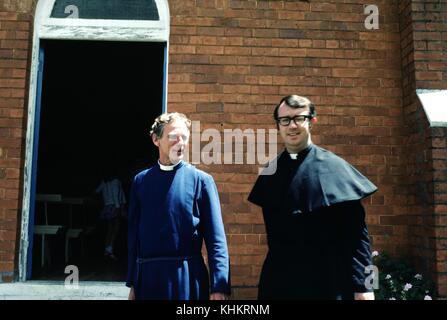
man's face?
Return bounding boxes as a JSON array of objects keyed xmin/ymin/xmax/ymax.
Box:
[
  {"xmin": 277, "ymin": 102, "xmax": 312, "ymax": 153},
  {"xmin": 153, "ymin": 119, "xmax": 190, "ymax": 165}
]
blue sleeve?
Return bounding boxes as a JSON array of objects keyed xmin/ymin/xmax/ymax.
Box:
[
  {"xmin": 199, "ymin": 174, "xmax": 231, "ymax": 295},
  {"xmin": 126, "ymin": 177, "xmax": 140, "ymax": 288}
]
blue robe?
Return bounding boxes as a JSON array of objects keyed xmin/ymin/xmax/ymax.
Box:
[{"xmin": 126, "ymin": 161, "xmax": 231, "ymax": 300}]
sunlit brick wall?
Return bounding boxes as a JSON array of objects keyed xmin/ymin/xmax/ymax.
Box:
[{"xmin": 168, "ymin": 0, "xmax": 404, "ymax": 299}]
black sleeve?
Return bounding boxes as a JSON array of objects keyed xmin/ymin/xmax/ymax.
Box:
[
  {"xmin": 338, "ymin": 200, "xmax": 373, "ymax": 293},
  {"xmin": 248, "ymin": 175, "xmax": 268, "ymax": 208}
]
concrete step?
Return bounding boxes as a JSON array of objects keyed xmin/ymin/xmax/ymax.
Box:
[{"xmin": 0, "ymin": 281, "xmax": 128, "ymax": 300}]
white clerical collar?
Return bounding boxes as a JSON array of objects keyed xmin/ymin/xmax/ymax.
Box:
[
  {"xmin": 158, "ymin": 160, "xmax": 181, "ymax": 171},
  {"xmin": 288, "ymin": 144, "xmax": 313, "ymax": 160}
]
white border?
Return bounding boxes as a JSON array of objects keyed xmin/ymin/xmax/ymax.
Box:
[{"xmin": 19, "ymin": 0, "xmax": 170, "ymax": 281}]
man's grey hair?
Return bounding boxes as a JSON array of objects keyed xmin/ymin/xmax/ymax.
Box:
[{"xmin": 150, "ymin": 112, "xmax": 192, "ymax": 139}]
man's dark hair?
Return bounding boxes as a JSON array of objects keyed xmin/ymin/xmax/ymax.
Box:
[{"xmin": 273, "ymin": 95, "xmax": 317, "ymax": 121}]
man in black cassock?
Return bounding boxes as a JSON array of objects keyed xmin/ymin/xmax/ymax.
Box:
[{"xmin": 248, "ymin": 95, "xmax": 377, "ymax": 300}]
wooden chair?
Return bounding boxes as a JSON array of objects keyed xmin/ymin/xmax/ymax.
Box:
[
  {"xmin": 34, "ymin": 194, "xmax": 64, "ymax": 268},
  {"xmin": 63, "ymin": 197, "xmax": 86, "ymax": 263}
]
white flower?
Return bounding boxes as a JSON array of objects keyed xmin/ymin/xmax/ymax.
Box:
[
  {"xmin": 389, "ymin": 297, "xmax": 396, "ymax": 300},
  {"xmin": 403, "ymin": 283, "xmax": 413, "ymax": 291},
  {"xmin": 414, "ymin": 274, "xmax": 423, "ymax": 280},
  {"xmin": 372, "ymin": 251, "xmax": 379, "ymax": 257},
  {"xmin": 385, "ymin": 274, "xmax": 392, "ymax": 280},
  {"xmin": 424, "ymin": 295, "xmax": 432, "ymax": 300}
]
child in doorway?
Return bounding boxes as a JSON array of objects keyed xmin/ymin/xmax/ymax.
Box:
[{"xmin": 96, "ymin": 168, "xmax": 126, "ymax": 260}]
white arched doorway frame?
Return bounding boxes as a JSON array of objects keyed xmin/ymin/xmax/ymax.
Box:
[{"xmin": 19, "ymin": 0, "xmax": 170, "ymax": 281}]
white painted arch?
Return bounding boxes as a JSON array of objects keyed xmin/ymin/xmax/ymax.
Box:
[
  {"xmin": 19, "ymin": 0, "xmax": 170, "ymax": 282},
  {"xmin": 36, "ymin": 0, "xmax": 170, "ymax": 41}
]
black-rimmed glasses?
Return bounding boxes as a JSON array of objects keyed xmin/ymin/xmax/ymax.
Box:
[{"xmin": 276, "ymin": 115, "xmax": 313, "ymax": 126}]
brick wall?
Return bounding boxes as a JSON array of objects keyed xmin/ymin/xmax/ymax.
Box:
[
  {"xmin": 399, "ymin": 0, "xmax": 432, "ymax": 273},
  {"xmin": 433, "ymin": 126, "xmax": 447, "ymax": 297},
  {"xmin": 168, "ymin": 0, "xmax": 404, "ymax": 298},
  {"xmin": 398, "ymin": 0, "xmax": 447, "ymax": 298},
  {"xmin": 0, "ymin": 5, "xmax": 31, "ymax": 282}
]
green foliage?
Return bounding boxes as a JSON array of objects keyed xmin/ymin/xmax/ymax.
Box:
[{"xmin": 372, "ymin": 251, "xmax": 435, "ymax": 300}]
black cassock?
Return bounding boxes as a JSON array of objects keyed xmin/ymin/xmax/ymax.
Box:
[{"xmin": 248, "ymin": 143, "xmax": 377, "ymax": 300}]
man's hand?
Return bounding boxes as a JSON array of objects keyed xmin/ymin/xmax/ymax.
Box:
[
  {"xmin": 128, "ymin": 287, "xmax": 135, "ymax": 300},
  {"xmin": 210, "ymin": 292, "xmax": 227, "ymax": 300},
  {"xmin": 354, "ymin": 292, "xmax": 375, "ymax": 300}
]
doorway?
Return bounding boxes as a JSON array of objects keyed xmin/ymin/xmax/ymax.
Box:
[{"xmin": 29, "ymin": 40, "xmax": 164, "ymax": 280}]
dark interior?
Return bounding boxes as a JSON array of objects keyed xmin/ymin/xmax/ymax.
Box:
[{"xmin": 31, "ymin": 39, "xmax": 164, "ymax": 281}]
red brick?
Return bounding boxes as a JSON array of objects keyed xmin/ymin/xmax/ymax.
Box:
[
  {"xmin": 0, "ymin": 262, "xmax": 14, "ymax": 272},
  {"xmin": 0, "ymin": 88, "xmax": 25, "ymax": 98},
  {"xmin": 13, "ymin": 50, "xmax": 27, "ymax": 59},
  {"xmin": 278, "ymin": 48, "xmax": 306, "ymax": 57},
  {"xmin": 416, "ymin": 71, "xmax": 443, "ymax": 81},
  {"xmin": 433, "ymin": 150, "xmax": 447, "ymax": 160},
  {"xmin": 0, "ymin": 78, "xmax": 25, "ymax": 88},
  {"xmin": 0, "ymin": 49, "xmax": 13, "ymax": 59},
  {"xmin": 0, "ymin": 12, "xmax": 19, "ymax": 20},
  {"xmin": 0, "ymin": 40, "xmax": 28, "ymax": 50},
  {"xmin": 0, "ymin": 240, "xmax": 15, "ymax": 252},
  {"xmin": 0, "ymin": 21, "xmax": 29, "ymax": 31},
  {"xmin": 0, "ymin": 230, "xmax": 16, "ymax": 241},
  {"xmin": 4, "ymin": 189, "xmax": 18, "ymax": 200}
]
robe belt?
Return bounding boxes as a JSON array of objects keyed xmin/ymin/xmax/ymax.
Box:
[{"xmin": 136, "ymin": 255, "xmax": 201, "ymax": 264}]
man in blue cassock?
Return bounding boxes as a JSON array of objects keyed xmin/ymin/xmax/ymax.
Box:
[
  {"xmin": 126, "ymin": 112, "xmax": 231, "ymax": 300},
  {"xmin": 248, "ymin": 95, "xmax": 377, "ymax": 300}
]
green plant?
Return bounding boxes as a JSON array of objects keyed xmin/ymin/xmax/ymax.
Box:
[{"xmin": 372, "ymin": 251, "xmax": 435, "ymax": 300}]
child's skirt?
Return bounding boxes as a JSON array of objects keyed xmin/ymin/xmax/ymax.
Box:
[{"xmin": 99, "ymin": 205, "xmax": 119, "ymax": 220}]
